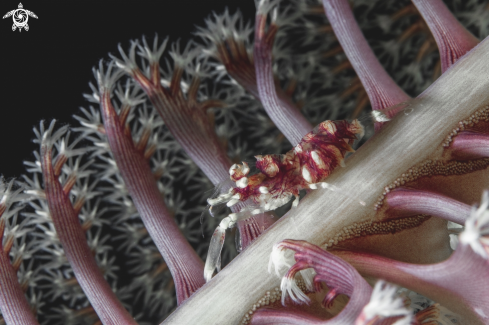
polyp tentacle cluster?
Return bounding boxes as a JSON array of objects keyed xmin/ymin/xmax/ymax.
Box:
[
  {"xmin": 250, "ymin": 239, "xmax": 416, "ymax": 324},
  {"xmin": 111, "ymin": 35, "xmax": 271, "ymax": 255}
]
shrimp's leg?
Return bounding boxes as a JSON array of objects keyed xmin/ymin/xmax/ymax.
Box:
[
  {"xmin": 292, "ymin": 194, "xmax": 300, "ymax": 208},
  {"xmin": 204, "ymin": 210, "xmax": 254, "ymax": 281}
]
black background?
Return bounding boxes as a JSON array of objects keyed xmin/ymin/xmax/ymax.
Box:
[{"xmin": 1, "ymin": 0, "xmax": 256, "ymax": 179}]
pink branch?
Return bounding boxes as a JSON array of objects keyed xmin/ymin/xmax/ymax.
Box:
[
  {"xmin": 411, "ymin": 0, "xmax": 479, "ymax": 72},
  {"xmin": 386, "ymin": 188, "xmax": 470, "ymax": 225},
  {"xmin": 41, "ymin": 134, "xmax": 137, "ymax": 324},
  {"xmin": 113, "ymin": 43, "xmax": 268, "ymax": 248},
  {"xmin": 451, "ymin": 131, "xmax": 489, "ymax": 159},
  {"xmin": 336, "ymin": 243, "xmax": 489, "ymax": 324},
  {"xmin": 131, "ymin": 68, "xmax": 231, "ymax": 186},
  {"xmin": 322, "ymin": 0, "xmax": 410, "ymax": 129},
  {"xmin": 252, "ymin": 240, "xmax": 372, "ymax": 324},
  {"xmin": 0, "ymin": 248, "xmax": 38, "ymax": 325},
  {"xmin": 98, "ymin": 69, "xmax": 205, "ymax": 304},
  {"xmin": 254, "ymin": 4, "xmax": 312, "ymax": 145}
]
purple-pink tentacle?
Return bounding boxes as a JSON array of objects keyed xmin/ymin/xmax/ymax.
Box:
[
  {"xmin": 119, "ymin": 51, "xmax": 266, "ymax": 247},
  {"xmin": 336, "ymin": 243, "xmax": 489, "ymax": 324},
  {"xmin": 0, "ymin": 243, "xmax": 38, "ymax": 325},
  {"xmin": 386, "ymin": 188, "xmax": 470, "ymax": 225},
  {"xmin": 41, "ymin": 134, "xmax": 137, "ymax": 325},
  {"xmin": 322, "ymin": 0, "xmax": 410, "ymax": 130},
  {"xmin": 451, "ymin": 131, "xmax": 489, "ymax": 159},
  {"xmin": 128, "ymin": 68, "xmax": 232, "ymax": 186},
  {"xmin": 252, "ymin": 240, "xmax": 372, "ymax": 324},
  {"xmin": 99, "ymin": 86, "xmax": 205, "ymax": 304},
  {"xmin": 411, "ymin": 0, "xmax": 479, "ymax": 72},
  {"xmin": 254, "ymin": 5, "xmax": 312, "ymax": 145}
]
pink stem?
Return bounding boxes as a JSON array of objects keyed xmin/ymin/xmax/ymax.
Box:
[
  {"xmin": 0, "ymin": 249, "xmax": 38, "ymax": 325},
  {"xmin": 130, "ymin": 69, "xmax": 231, "ymax": 186},
  {"xmin": 99, "ymin": 90, "xmax": 205, "ymax": 304},
  {"xmin": 254, "ymin": 10, "xmax": 312, "ymax": 145},
  {"xmin": 41, "ymin": 141, "xmax": 137, "ymax": 324},
  {"xmin": 451, "ymin": 131, "xmax": 489, "ymax": 159},
  {"xmin": 216, "ymin": 36, "xmax": 304, "ymax": 128},
  {"xmin": 411, "ymin": 0, "xmax": 479, "ymax": 72},
  {"xmin": 125, "ymin": 59, "xmax": 264, "ymax": 247},
  {"xmin": 386, "ymin": 188, "xmax": 470, "ymax": 225},
  {"xmin": 252, "ymin": 240, "xmax": 371, "ymax": 324},
  {"xmin": 336, "ymin": 244, "xmax": 489, "ymax": 324},
  {"xmin": 322, "ymin": 0, "xmax": 410, "ymax": 129}
]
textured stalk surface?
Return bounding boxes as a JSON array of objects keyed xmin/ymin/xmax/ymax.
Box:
[
  {"xmin": 322, "ymin": 0, "xmax": 410, "ymax": 123},
  {"xmin": 41, "ymin": 144, "xmax": 136, "ymax": 325},
  {"xmin": 0, "ymin": 249, "xmax": 38, "ymax": 325},
  {"xmin": 100, "ymin": 91, "xmax": 205, "ymax": 304}
]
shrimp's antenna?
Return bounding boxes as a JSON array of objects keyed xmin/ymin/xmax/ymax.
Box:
[{"xmin": 309, "ymin": 182, "xmax": 366, "ymax": 206}]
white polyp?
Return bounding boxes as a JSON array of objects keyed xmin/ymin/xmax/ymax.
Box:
[
  {"xmin": 252, "ymin": 209, "xmax": 263, "ymax": 215},
  {"xmin": 236, "ymin": 177, "xmax": 248, "ymax": 188},
  {"xmin": 271, "ymin": 7, "xmax": 278, "ymax": 22},
  {"xmin": 448, "ymin": 222, "xmax": 463, "ymax": 250},
  {"xmin": 302, "ymin": 166, "xmax": 313, "ymax": 183},
  {"xmin": 24, "ymin": 189, "xmax": 45, "ymax": 200},
  {"xmin": 204, "ymin": 226, "xmax": 226, "ymax": 282},
  {"xmin": 280, "ymin": 275, "xmax": 310, "ymax": 305},
  {"xmin": 361, "ymin": 280, "xmax": 412, "ymax": 322},
  {"xmin": 229, "ymin": 164, "xmax": 238, "ymax": 176},
  {"xmin": 231, "ymin": 193, "xmax": 241, "ymax": 200},
  {"xmin": 371, "ymin": 110, "xmax": 391, "ymax": 123},
  {"xmin": 268, "ymin": 244, "xmax": 296, "ymax": 277},
  {"xmin": 449, "ymin": 234, "xmax": 460, "ymax": 250},
  {"xmin": 460, "ymin": 190, "xmax": 489, "ymax": 259},
  {"xmin": 259, "ymin": 186, "xmax": 269, "ymax": 194},
  {"xmin": 309, "ymin": 184, "xmax": 318, "ymax": 190},
  {"xmin": 311, "ymin": 150, "xmax": 326, "ymax": 169}
]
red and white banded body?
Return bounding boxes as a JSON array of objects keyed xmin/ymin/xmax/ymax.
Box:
[
  {"xmin": 209, "ymin": 119, "xmax": 364, "ymax": 213},
  {"xmin": 204, "ymin": 119, "xmax": 364, "ymax": 281}
]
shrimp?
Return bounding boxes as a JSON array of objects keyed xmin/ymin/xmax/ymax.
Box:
[{"xmin": 204, "ymin": 119, "xmax": 364, "ymax": 281}]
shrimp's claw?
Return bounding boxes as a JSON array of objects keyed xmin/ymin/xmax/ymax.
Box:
[{"xmin": 204, "ymin": 225, "xmax": 226, "ymax": 282}]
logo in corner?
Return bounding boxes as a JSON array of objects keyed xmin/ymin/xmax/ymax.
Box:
[{"xmin": 3, "ymin": 3, "xmax": 37, "ymax": 32}]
